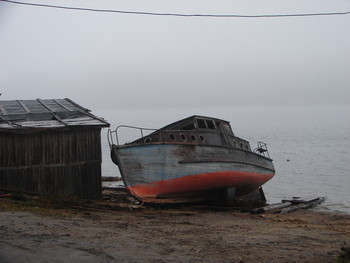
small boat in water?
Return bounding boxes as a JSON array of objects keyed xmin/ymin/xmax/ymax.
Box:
[{"xmin": 108, "ymin": 116, "xmax": 275, "ymax": 203}]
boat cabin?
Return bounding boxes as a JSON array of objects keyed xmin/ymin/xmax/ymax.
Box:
[{"xmin": 131, "ymin": 116, "xmax": 251, "ymax": 151}]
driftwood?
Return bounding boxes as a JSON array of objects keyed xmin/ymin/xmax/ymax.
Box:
[
  {"xmin": 279, "ymin": 197, "xmax": 325, "ymax": 214},
  {"xmin": 252, "ymin": 202, "xmax": 292, "ymax": 214},
  {"xmin": 252, "ymin": 196, "xmax": 326, "ymax": 214}
]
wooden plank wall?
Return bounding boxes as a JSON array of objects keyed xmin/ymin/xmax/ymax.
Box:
[{"xmin": 0, "ymin": 128, "xmax": 102, "ymax": 198}]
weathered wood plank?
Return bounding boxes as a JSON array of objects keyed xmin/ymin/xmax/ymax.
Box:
[
  {"xmin": 279, "ymin": 197, "xmax": 326, "ymax": 214},
  {"xmin": 0, "ymin": 103, "xmax": 7, "ymax": 115},
  {"xmin": 282, "ymin": 196, "xmax": 323, "ymax": 204},
  {"xmin": 252, "ymin": 202, "xmax": 292, "ymax": 214},
  {"xmin": 0, "ymin": 128, "xmax": 103, "ymax": 199},
  {"xmin": 17, "ymin": 100, "xmax": 31, "ymax": 113},
  {"xmin": 53, "ymin": 99, "xmax": 73, "ymax": 112}
]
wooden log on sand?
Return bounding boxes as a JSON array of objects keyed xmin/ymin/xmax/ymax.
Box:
[
  {"xmin": 252, "ymin": 196, "xmax": 326, "ymax": 214},
  {"xmin": 279, "ymin": 197, "xmax": 325, "ymax": 214},
  {"xmin": 252, "ymin": 202, "xmax": 293, "ymax": 214}
]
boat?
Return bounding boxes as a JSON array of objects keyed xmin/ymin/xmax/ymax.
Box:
[{"xmin": 108, "ymin": 115, "xmax": 275, "ymax": 203}]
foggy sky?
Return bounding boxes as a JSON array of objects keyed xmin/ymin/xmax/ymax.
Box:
[{"xmin": 1, "ymin": 0, "xmax": 350, "ymax": 110}]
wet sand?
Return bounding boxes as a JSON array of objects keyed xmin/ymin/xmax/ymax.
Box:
[{"xmin": 0, "ymin": 193, "xmax": 349, "ymax": 263}]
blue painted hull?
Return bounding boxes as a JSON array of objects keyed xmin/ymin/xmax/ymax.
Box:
[{"xmin": 112, "ymin": 143, "xmax": 275, "ymax": 203}]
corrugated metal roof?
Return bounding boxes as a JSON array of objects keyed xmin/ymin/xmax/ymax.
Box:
[{"xmin": 0, "ymin": 98, "xmax": 110, "ymax": 130}]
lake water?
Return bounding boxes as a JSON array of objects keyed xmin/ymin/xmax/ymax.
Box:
[{"xmin": 95, "ymin": 105, "xmax": 350, "ymax": 214}]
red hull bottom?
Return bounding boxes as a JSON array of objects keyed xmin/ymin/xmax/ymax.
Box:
[{"xmin": 127, "ymin": 171, "xmax": 274, "ymax": 203}]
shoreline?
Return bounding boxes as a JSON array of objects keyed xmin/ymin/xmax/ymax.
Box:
[{"xmin": 1, "ymin": 192, "xmax": 350, "ymax": 262}]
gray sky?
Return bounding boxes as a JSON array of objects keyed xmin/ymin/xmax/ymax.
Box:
[{"xmin": 1, "ymin": 0, "xmax": 350, "ymax": 109}]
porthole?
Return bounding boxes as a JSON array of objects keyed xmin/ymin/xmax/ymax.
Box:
[
  {"xmin": 199, "ymin": 135, "xmax": 205, "ymax": 143},
  {"xmin": 169, "ymin": 134, "xmax": 175, "ymax": 140},
  {"xmin": 144, "ymin": 137, "xmax": 151, "ymax": 144},
  {"xmin": 180, "ymin": 133, "xmax": 186, "ymax": 141},
  {"xmin": 191, "ymin": 135, "xmax": 196, "ymax": 141}
]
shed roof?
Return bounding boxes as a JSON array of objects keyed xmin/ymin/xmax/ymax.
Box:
[{"xmin": 0, "ymin": 98, "xmax": 109, "ymax": 130}]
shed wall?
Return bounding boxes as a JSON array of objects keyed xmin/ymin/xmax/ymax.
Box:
[{"xmin": 0, "ymin": 128, "xmax": 102, "ymax": 198}]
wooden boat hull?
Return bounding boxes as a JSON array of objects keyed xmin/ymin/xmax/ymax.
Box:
[{"xmin": 112, "ymin": 143, "xmax": 275, "ymax": 203}]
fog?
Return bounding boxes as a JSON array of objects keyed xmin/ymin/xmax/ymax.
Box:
[{"xmin": 1, "ymin": 0, "xmax": 350, "ymax": 110}]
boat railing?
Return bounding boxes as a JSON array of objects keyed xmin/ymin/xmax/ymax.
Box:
[
  {"xmin": 108, "ymin": 125, "xmax": 157, "ymax": 147},
  {"xmin": 253, "ymin": 141, "xmax": 271, "ymax": 158}
]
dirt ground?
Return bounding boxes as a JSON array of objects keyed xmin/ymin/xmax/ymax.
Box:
[{"xmin": 0, "ymin": 191, "xmax": 349, "ymax": 263}]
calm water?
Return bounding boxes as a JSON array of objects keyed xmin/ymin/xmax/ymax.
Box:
[{"xmin": 96, "ymin": 105, "xmax": 350, "ymax": 214}]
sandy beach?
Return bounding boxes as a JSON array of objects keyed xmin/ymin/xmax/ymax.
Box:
[{"xmin": 0, "ymin": 192, "xmax": 349, "ymax": 263}]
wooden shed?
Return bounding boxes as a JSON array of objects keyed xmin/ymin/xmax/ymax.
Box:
[{"xmin": 0, "ymin": 98, "xmax": 110, "ymax": 199}]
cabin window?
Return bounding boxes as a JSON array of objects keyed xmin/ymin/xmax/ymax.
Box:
[
  {"xmin": 197, "ymin": 119, "xmax": 207, "ymax": 129},
  {"xmin": 206, "ymin": 120, "xmax": 215, "ymax": 129},
  {"xmin": 169, "ymin": 134, "xmax": 175, "ymax": 140},
  {"xmin": 182, "ymin": 123, "xmax": 195, "ymax": 130},
  {"xmin": 180, "ymin": 134, "xmax": 186, "ymax": 141},
  {"xmin": 240, "ymin": 142, "xmax": 243, "ymax": 148},
  {"xmin": 199, "ymin": 135, "xmax": 205, "ymax": 143},
  {"xmin": 223, "ymin": 123, "xmax": 233, "ymax": 134},
  {"xmin": 191, "ymin": 134, "xmax": 196, "ymax": 141}
]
